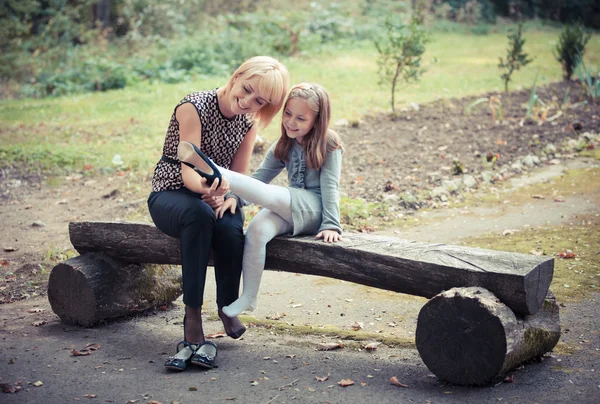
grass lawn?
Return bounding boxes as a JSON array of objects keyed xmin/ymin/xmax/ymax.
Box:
[{"xmin": 1, "ymin": 27, "xmax": 599, "ymax": 176}]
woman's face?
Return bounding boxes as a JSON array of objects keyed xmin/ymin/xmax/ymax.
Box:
[
  {"xmin": 282, "ymin": 97, "xmax": 316, "ymax": 144},
  {"xmin": 228, "ymin": 75, "xmax": 270, "ymax": 115}
]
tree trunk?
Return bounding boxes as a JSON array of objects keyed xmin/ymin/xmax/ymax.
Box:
[
  {"xmin": 68, "ymin": 221, "xmax": 554, "ymax": 316},
  {"xmin": 415, "ymin": 287, "xmax": 560, "ymax": 386},
  {"xmin": 48, "ymin": 253, "xmax": 182, "ymax": 327}
]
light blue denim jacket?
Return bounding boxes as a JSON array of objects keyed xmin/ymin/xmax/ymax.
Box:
[{"xmin": 250, "ymin": 140, "xmax": 343, "ymax": 235}]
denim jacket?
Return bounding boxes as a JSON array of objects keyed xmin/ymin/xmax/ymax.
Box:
[{"xmin": 251, "ymin": 140, "xmax": 343, "ymax": 235}]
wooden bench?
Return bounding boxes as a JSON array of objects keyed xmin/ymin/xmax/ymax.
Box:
[{"xmin": 48, "ymin": 221, "xmax": 560, "ymax": 386}]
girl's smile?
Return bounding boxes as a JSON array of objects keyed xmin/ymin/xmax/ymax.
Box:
[{"xmin": 282, "ymin": 98, "xmax": 317, "ymax": 143}]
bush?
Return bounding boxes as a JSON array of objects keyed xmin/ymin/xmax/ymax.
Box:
[
  {"xmin": 554, "ymin": 22, "xmax": 591, "ymax": 81},
  {"xmin": 375, "ymin": 8, "xmax": 430, "ymax": 112},
  {"xmin": 498, "ymin": 22, "xmax": 533, "ymax": 92}
]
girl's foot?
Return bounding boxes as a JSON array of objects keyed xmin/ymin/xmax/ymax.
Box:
[
  {"xmin": 221, "ymin": 295, "xmax": 257, "ymax": 318},
  {"xmin": 218, "ymin": 307, "xmax": 246, "ymax": 339}
]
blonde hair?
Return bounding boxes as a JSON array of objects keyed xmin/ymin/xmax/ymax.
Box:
[
  {"xmin": 226, "ymin": 56, "xmax": 290, "ymax": 129},
  {"xmin": 274, "ymin": 83, "xmax": 343, "ymax": 170}
]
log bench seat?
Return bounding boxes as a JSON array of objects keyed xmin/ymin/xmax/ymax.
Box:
[{"xmin": 48, "ymin": 221, "xmax": 560, "ymax": 386}]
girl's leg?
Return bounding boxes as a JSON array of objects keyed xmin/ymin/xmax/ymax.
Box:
[
  {"xmin": 148, "ymin": 189, "xmax": 214, "ymax": 344},
  {"xmin": 217, "ymin": 166, "xmax": 293, "ymax": 224},
  {"xmin": 222, "ymin": 209, "xmax": 293, "ymax": 317}
]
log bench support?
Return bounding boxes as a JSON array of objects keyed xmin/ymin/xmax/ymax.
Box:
[{"xmin": 47, "ymin": 221, "xmax": 560, "ymax": 385}]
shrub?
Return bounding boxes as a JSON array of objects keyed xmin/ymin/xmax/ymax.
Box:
[
  {"xmin": 555, "ymin": 22, "xmax": 591, "ymax": 81},
  {"xmin": 498, "ymin": 22, "xmax": 532, "ymax": 93},
  {"xmin": 375, "ymin": 7, "xmax": 429, "ymax": 112}
]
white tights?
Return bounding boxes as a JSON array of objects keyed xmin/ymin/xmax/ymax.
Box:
[{"xmin": 217, "ymin": 167, "xmax": 293, "ymax": 317}]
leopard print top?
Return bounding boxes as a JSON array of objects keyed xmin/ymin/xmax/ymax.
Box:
[{"xmin": 151, "ymin": 90, "xmax": 254, "ymax": 192}]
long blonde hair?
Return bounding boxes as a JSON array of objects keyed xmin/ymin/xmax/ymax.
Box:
[
  {"xmin": 225, "ymin": 56, "xmax": 290, "ymax": 129},
  {"xmin": 274, "ymin": 83, "xmax": 343, "ymax": 169}
]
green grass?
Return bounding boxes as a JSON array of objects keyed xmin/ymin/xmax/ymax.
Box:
[{"xmin": 1, "ymin": 27, "xmax": 599, "ymax": 176}]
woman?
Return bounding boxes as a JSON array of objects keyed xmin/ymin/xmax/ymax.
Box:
[{"xmin": 147, "ymin": 56, "xmax": 289, "ymax": 371}]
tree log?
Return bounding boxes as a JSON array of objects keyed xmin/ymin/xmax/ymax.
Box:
[
  {"xmin": 415, "ymin": 287, "xmax": 560, "ymax": 386},
  {"xmin": 48, "ymin": 253, "xmax": 182, "ymax": 327},
  {"xmin": 69, "ymin": 221, "xmax": 554, "ymax": 316}
]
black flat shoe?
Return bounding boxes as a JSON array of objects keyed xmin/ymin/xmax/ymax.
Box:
[
  {"xmin": 191, "ymin": 341, "xmax": 217, "ymax": 369},
  {"xmin": 164, "ymin": 341, "xmax": 199, "ymax": 371},
  {"xmin": 177, "ymin": 141, "xmax": 222, "ymax": 188}
]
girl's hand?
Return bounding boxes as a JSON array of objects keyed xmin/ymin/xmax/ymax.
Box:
[
  {"xmin": 215, "ymin": 197, "xmax": 237, "ymax": 219},
  {"xmin": 316, "ymin": 230, "xmax": 343, "ymax": 243},
  {"xmin": 202, "ymin": 193, "xmax": 224, "ymax": 209}
]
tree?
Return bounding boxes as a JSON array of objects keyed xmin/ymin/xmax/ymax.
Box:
[
  {"xmin": 375, "ymin": 7, "xmax": 429, "ymax": 113},
  {"xmin": 498, "ymin": 22, "xmax": 533, "ymax": 93}
]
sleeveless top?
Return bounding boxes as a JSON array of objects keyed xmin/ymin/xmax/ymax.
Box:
[{"xmin": 151, "ymin": 90, "xmax": 254, "ymax": 192}]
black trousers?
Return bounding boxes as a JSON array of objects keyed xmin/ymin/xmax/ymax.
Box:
[{"xmin": 148, "ymin": 188, "xmax": 244, "ymax": 308}]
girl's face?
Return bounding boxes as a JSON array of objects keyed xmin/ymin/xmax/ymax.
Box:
[
  {"xmin": 228, "ymin": 75, "xmax": 269, "ymax": 115},
  {"xmin": 282, "ymin": 98, "xmax": 316, "ymax": 143}
]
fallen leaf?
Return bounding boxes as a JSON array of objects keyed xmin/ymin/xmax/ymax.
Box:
[
  {"xmin": 1, "ymin": 383, "xmax": 22, "ymax": 393},
  {"xmin": 33, "ymin": 381, "xmax": 43, "ymax": 387},
  {"xmin": 503, "ymin": 374, "xmax": 515, "ymax": 383},
  {"xmin": 71, "ymin": 343, "xmax": 102, "ymax": 356},
  {"xmin": 83, "ymin": 394, "xmax": 97, "ymax": 398},
  {"xmin": 206, "ymin": 332, "xmax": 226, "ymax": 339},
  {"xmin": 188, "ymin": 387, "xmax": 197, "ymax": 391},
  {"xmin": 315, "ymin": 375, "xmax": 329, "ymax": 382},
  {"xmin": 389, "ymin": 376, "xmax": 409, "ymax": 388},
  {"xmin": 361, "ymin": 382, "xmax": 367, "ymax": 387},
  {"xmin": 363, "ymin": 342, "xmax": 381, "ymax": 351},
  {"xmin": 285, "ymin": 354, "xmax": 296, "ymax": 359},
  {"xmin": 317, "ymin": 342, "xmax": 343, "ymax": 351},
  {"xmin": 250, "ymin": 381, "xmax": 259, "ymax": 386},
  {"xmin": 351, "ymin": 321, "xmax": 363, "ymax": 330},
  {"xmin": 502, "ymin": 229, "xmax": 517, "ymax": 236},
  {"xmin": 558, "ymin": 250, "xmax": 576, "ymax": 259},
  {"xmin": 337, "ymin": 379, "xmax": 354, "ymax": 387}
]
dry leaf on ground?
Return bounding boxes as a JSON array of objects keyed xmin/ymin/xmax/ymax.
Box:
[
  {"xmin": 389, "ymin": 376, "xmax": 409, "ymax": 388},
  {"xmin": 363, "ymin": 342, "xmax": 381, "ymax": 351},
  {"xmin": 315, "ymin": 375, "xmax": 330, "ymax": 382},
  {"xmin": 317, "ymin": 342, "xmax": 343, "ymax": 351},
  {"xmin": 337, "ymin": 379, "xmax": 354, "ymax": 387},
  {"xmin": 71, "ymin": 343, "xmax": 102, "ymax": 356},
  {"xmin": 206, "ymin": 332, "xmax": 226, "ymax": 339}
]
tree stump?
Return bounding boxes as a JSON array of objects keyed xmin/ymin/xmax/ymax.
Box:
[
  {"xmin": 48, "ymin": 253, "xmax": 182, "ymax": 327},
  {"xmin": 415, "ymin": 287, "xmax": 560, "ymax": 386}
]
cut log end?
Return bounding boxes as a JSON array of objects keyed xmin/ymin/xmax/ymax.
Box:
[
  {"xmin": 416, "ymin": 287, "xmax": 560, "ymax": 386},
  {"xmin": 48, "ymin": 260, "xmax": 98, "ymax": 326},
  {"xmin": 48, "ymin": 253, "xmax": 182, "ymax": 327}
]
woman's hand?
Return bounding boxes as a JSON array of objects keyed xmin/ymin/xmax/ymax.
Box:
[
  {"xmin": 215, "ymin": 197, "xmax": 237, "ymax": 219},
  {"xmin": 202, "ymin": 193, "xmax": 224, "ymax": 209},
  {"xmin": 199, "ymin": 176, "xmax": 230, "ymax": 197},
  {"xmin": 316, "ymin": 230, "xmax": 343, "ymax": 243}
]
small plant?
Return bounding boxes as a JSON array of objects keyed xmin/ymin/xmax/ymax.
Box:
[
  {"xmin": 554, "ymin": 22, "xmax": 591, "ymax": 81},
  {"xmin": 574, "ymin": 55, "xmax": 600, "ymax": 103},
  {"xmin": 464, "ymin": 96, "xmax": 503, "ymax": 122},
  {"xmin": 452, "ymin": 158, "xmax": 464, "ymax": 175},
  {"xmin": 498, "ymin": 22, "xmax": 533, "ymax": 93},
  {"xmin": 375, "ymin": 5, "xmax": 429, "ymax": 112}
]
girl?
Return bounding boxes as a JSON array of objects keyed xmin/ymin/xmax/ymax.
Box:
[
  {"xmin": 178, "ymin": 83, "xmax": 344, "ymax": 318},
  {"xmin": 148, "ymin": 56, "xmax": 289, "ymax": 371}
]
